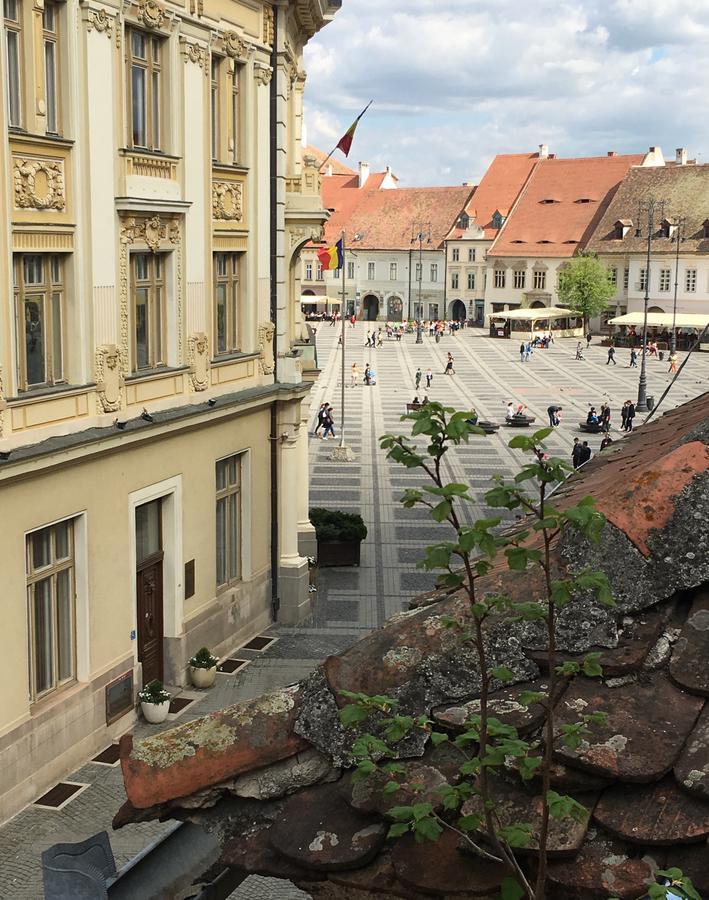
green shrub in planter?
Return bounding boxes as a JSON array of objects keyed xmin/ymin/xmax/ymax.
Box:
[
  {"xmin": 189, "ymin": 647, "xmax": 218, "ymax": 669},
  {"xmin": 138, "ymin": 680, "xmax": 170, "ymax": 705},
  {"xmin": 309, "ymin": 508, "xmax": 367, "ymax": 543}
]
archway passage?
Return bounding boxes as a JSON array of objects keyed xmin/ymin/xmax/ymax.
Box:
[
  {"xmin": 451, "ymin": 299, "xmax": 466, "ymax": 321},
  {"xmin": 530, "ymin": 300, "xmax": 546, "ymax": 309},
  {"xmin": 387, "ymin": 296, "xmax": 403, "ymax": 322},
  {"xmin": 363, "ymin": 295, "xmax": 379, "ymax": 321}
]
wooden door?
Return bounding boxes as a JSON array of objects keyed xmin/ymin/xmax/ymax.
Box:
[{"xmin": 136, "ymin": 499, "xmax": 164, "ymax": 685}]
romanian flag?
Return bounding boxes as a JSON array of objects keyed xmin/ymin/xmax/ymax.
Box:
[
  {"xmin": 317, "ymin": 239, "xmax": 344, "ymax": 271},
  {"xmin": 335, "ymin": 101, "xmax": 373, "ymax": 157}
]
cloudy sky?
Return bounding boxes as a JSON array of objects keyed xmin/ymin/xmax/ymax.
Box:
[{"xmin": 303, "ymin": 0, "xmax": 709, "ymax": 186}]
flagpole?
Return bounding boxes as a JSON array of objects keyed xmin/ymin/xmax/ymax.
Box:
[
  {"xmin": 318, "ymin": 101, "xmax": 374, "ymax": 173},
  {"xmin": 331, "ymin": 231, "xmax": 355, "ymax": 462}
]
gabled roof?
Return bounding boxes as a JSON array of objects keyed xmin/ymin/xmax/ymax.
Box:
[
  {"xmin": 489, "ymin": 154, "xmax": 644, "ymax": 258},
  {"xmin": 584, "ymin": 163, "xmax": 709, "ymax": 255},
  {"xmin": 303, "ymin": 144, "xmax": 357, "ymax": 177},
  {"xmin": 115, "ymin": 395, "xmax": 709, "ymax": 898}
]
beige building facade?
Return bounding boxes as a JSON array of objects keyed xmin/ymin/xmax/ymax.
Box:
[{"xmin": 0, "ymin": 0, "xmax": 338, "ymax": 822}]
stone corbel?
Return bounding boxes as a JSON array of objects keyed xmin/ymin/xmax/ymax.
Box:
[
  {"xmin": 257, "ymin": 321, "xmax": 275, "ymax": 375},
  {"xmin": 180, "ymin": 37, "xmax": 208, "ymax": 74},
  {"xmin": 85, "ymin": 7, "xmax": 114, "ymax": 37},
  {"xmin": 136, "ymin": 0, "xmax": 167, "ymax": 30},
  {"xmin": 221, "ymin": 30, "xmax": 252, "ymax": 61},
  {"xmin": 187, "ymin": 333, "xmax": 210, "ymax": 391},
  {"xmin": 94, "ymin": 344, "xmax": 123, "ymax": 412},
  {"xmin": 254, "ymin": 63, "xmax": 273, "ymax": 87}
]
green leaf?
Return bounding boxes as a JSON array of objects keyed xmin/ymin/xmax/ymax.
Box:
[
  {"xmin": 430, "ymin": 731, "xmax": 449, "ymax": 746},
  {"xmin": 339, "ymin": 704, "xmax": 369, "ymax": 728},
  {"xmin": 546, "ymin": 790, "xmax": 588, "ymax": 823},
  {"xmin": 555, "ymin": 661, "xmax": 581, "ymax": 676},
  {"xmin": 387, "ymin": 822, "xmax": 410, "ymax": 838},
  {"xmin": 413, "ymin": 816, "xmax": 444, "ymax": 842},
  {"xmin": 532, "ymin": 426, "xmax": 554, "ymax": 442},
  {"xmin": 431, "ymin": 500, "xmax": 453, "ymax": 523},
  {"xmin": 581, "ymin": 652, "xmax": 603, "ymax": 678},
  {"xmin": 500, "ymin": 877, "xmax": 526, "ymax": 900},
  {"xmin": 491, "ymin": 665, "xmax": 516, "ymax": 683},
  {"xmin": 387, "ymin": 805, "xmax": 415, "ymax": 822},
  {"xmin": 457, "ymin": 813, "xmax": 482, "ymax": 833},
  {"xmin": 505, "ymin": 547, "xmax": 529, "ymax": 571},
  {"xmin": 517, "ymin": 755, "xmax": 543, "ymax": 781},
  {"xmin": 411, "ymin": 802, "xmax": 434, "ymax": 821},
  {"xmin": 519, "ymin": 691, "xmax": 545, "ymax": 707},
  {"xmin": 383, "ymin": 780, "xmax": 400, "ymax": 796},
  {"xmin": 508, "ymin": 434, "xmax": 535, "ymax": 451},
  {"xmin": 497, "ymin": 823, "xmax": 533, "ymax": 848}
]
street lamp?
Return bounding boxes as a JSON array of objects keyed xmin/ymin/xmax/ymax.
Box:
[
  {"xmin": 634, "ymin": 198, "xmax": 664, "ymax": 412},
  {"xmin": 670, "ymin": 217, "xmax": 686, "ymax": 355},
  {"xmin": 410, "ymin": 223, "xmax": 432, "ymax": 343}
]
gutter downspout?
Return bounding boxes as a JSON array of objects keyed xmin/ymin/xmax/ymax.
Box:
[{"xmin": 269, "ymin": 3, "xmax": 279, "ymax": 621}]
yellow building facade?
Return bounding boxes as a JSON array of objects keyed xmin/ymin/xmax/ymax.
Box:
[{"xmin": 0, "ymin": 0, "xmax": 338, "ymax": 821}]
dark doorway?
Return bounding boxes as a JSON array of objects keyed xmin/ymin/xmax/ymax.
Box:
[
  {"xmin": 474, "ymin": 299, "xmax": 485, "ymax": 326},
  {"xmin": 451, "ymin": 299, "xmax": 466, "ymax": 321},
  {"xmin": 136, "ymin": 499, "xmax": 164, "ymax": 685},
  {"xmin": 387, "ymin": 296, "xmax": 403, "ymax": 321},
  {"xmin": 363, "ymin": 295, "xmax": 379, "ymax": 321}
]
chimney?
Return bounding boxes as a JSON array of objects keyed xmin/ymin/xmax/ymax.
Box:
[
  {"xmin": 607, "ymin": 151, "xmax": 617, "ymax": 157},
  {"xmin": 358, "ymin": 161, "xmax": 370, "ymax": 188},
  {"xmin": 538, "ymin": 144, "xmax": 549, "ymax": 158},
  {"xmin": 326, "ymin": 164, "xmax": 333, "ymax": 177},
  {"xmin": 676, "ymin": 147, "xmax": 688, "ymax": 165}
]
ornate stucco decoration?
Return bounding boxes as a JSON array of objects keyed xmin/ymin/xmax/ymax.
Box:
[
  {"xmin": 122, "ymin": 214, "xmax": 179, "ymax": 252},
  {"xmin": 13, "ymin": 157, "xmax": 65, "ymax": 211},
  {"xmin": 187, "ymin": 333, "xmax": 210, "ymax": 391},
  {"xmin": 181, "ymin": 38, "xmax": 207, "ymax": 73},
  {"xmin": 257, "ymin": 322, "xmax": 275, "ymax": 375},
  {"xmin": 289, "ymin": 225, "xmax": 323, "ymax": 249},
  {"xmin": 254, "ymin": 64, "xmax": 273, "ymax": 86},
  {"xmin": 136, "ymin": 0, "xmax": 165, "ymax": 30},
  {"xmin": 222, "ymin": 30, "xmax": 249, "ymax": 60},
  {"xmin": 86, "ymin": 8, "xmax": 113, "ymax": 37},
  {"xmin": 212, "ymin": 181, "xmax": 243, "ymax": 222},
  {"xmin": 94, "ymin": 344, "xmax": 123, "ymax": 412},
  {"xmin": 263, "ymin": 5, "xmax": 274, "ymax": 45},
  {"xmin": 0, "ymin": 365, "xmax": 5, "ymax": 438}
]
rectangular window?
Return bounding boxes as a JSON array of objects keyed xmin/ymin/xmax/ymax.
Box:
[
  {"xmin": 231, "ymin": 65, "xmax": 239, "ymax": 164},
  {"xmin": 214, "ymin": 252, "xmax": 239, "ymax": 355},
  {"xmin": 415, "ymin": 262, "xmax": 422, "ymax": 282},
  {"xmin": 210, "ymin": 56, "xmax": 220, "ymax": 160},
  {"xmin": 623, "ymin": 267, "xmax": 629, "ymax": 289},
  {"xmin": 451, "ymin": 272, "xmax": 459, "ymax": 290},
  {"xmin": 608, "ymin": 267, "xmax": 618, "ymax": 287},
  {"xmin": 4, "ymin": 0, "xmax": 22, "ymax": 127},
  {"xmin": 43, "ymin": 2, "xmax": 59, "ymax": 134},
  {"xmin": 132, "ymin": 252, "xmax": 165, "ymax": 371},
  {"xmin": 639, "ymin": 267, "xmax": 647, "ymax": 291},
  {"xmin": 513, "ymin": 269, "xmax": 526, "ymax": 290},
  {"xmin": 14, "ymin": 253, "xmax": 65, "ymax": 389},
  {"xmin": 127, "ymin": 28, "xmax": 161, "ymax": 150},
  {"xmin": 685, "ymin": 268, "xmax": 697, "ymax": 292},
  {"xmin": 430, "ymin": 263, "xmax": 438, "ymax": 282},
  {"xmin": 389, "ymin": 262, "xmax": 397, "ymax": 281},
  {"xmin": 347, "ymin": 261, "xmax": 355, "ymax": 280},
  {"xmin": 452, "ymin": 248, "xmax": 459, "ymax": 262},
  {"xmin": 332, "ymin": 268, "xmax": 340, "ymax": 280},
  {"xmin": 467, "ymin": 272, "xmax": 475, "ymax": 291},
  {"xmin": 27, "ymin": 519, "xmax": 76, "ymax": 701},
  {"xmin": 428, "ymin": 303, "xmax": 439, "ymax": 320},
  {"xmin": 494, "ymin": 268, "xmax": 506, "ymax": 289},
  {"xmin": 304, "ymin": 262, "xmax": 312, "ymax": 281},
  {"xmin": 216, "ymin": 455, "xmax": 241, "ymax": 587},
  {"xmin": 533, "ymin": 269, "xmax": 546, "ymax": 290},
  {"xmin": 316, "ymin": 263, "xmax": 323, "ymax": 281},
  {"xmin": 659, "ymin": 268, "xmax": 671, "ymax": 291},
  {"xmin": 468, "ymin": 248, "xmax": 475, "ymax": 262},
  {"xmin": 367, "ymin": 262, "xmax": 375, "ymax": 280}
]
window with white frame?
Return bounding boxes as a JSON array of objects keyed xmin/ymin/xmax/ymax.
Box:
[
  {"xmin": 533, "ymin": 269, "xmax": 546, "ymax": 290},
  {"xmin": 468, "ymin": 248, "xmax": 475, "ymax": 262},
  {"xmin": 659, "ymin": 268, "xmax": 671, "ymax": 292},
  {"xmin": 4, "ymin": 0, "xmax": 23, "ymax": 128},
  {"xmin": 216, "ymin": 455, "xmax": 241, "ymax": 588},
  {"xmin": 639, "ymin": 267, "xmax": 648, "ymax": 290},
  {"xmin": 304, "ymin": 262, "xmax": 312, "ymax": 281},
  {"xmin": 14, "ymin": 253, "xmax": 65, "ymax": 390},
  {"xmin": 623, "ymin": 267, "xmax": 629, "ymax": 289},
  {"xmin": 467, "ymin": 272, "xmax": 475, "ymax": 291},
  {"xmin": 214, "ymin": 252, "xmax": 240, "ymax": 355},
  {"xmin": 127, "ymin": 28, "xmax": 162, "ymax": 150},
  {"xmin": 430, "ymin": 263, "xmax": 438, "ymax": 282},
  {"xmin": 332, "ymin": 268, "xmax": 340, "ymax": 280},
  {"xmin": 347, "ymin": 261, "xmax": 355, "ymax": 279},
  {"xmin": 415, "ymin": 262, "xmax": 422, "ymax": 282},
  {"xmin": 494, "ymin": 268, "xmax": 506, "ymax": 289},
  {"xmin": 513, "ymin": 269, "xmax": 526, "ymax": 290},
  {"xmin": 367, "ymin": 262, "xmax": 375, "ymax": 280},
  {"xmin": 43, "ymin": 2, "xmax": 59, "ymax": 134},
  {"xmin": 389, "ymin": 262, "xmax": 397, "ymax": 281},
  {"xmin": 210, "ymin": 55, "xmax": 221, "ymax": 160},
  {"xmin": 608, "ymin": 267, "xmax": 618, "ymax": 287},
  {"xmin": 451, "ymin": 272, "xmax": 459, "ymax": 290},
  {"xmin": 230, "ymin": 64, "xmax": 240, "ymax": 164},
  {"xmin": 685, "ymin": 268, "xmax": 697, "ymax": 292},
  {"xmin": 452, "ymin": 247, "xmax": 460, "ymax": 262},
  {"xmin": 27, "ymin": 519, "xmax": 76, "ymax": 701},
  {"xmin": 132, "ymin": 252, "xmax": 165, "ymax": 371},
  {"xmin": 316, "ymin": 263, "xmax": 323, "ymax": 281}
]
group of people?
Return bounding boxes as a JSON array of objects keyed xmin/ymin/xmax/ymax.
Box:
[
  {"xmin": 571, "ymin": 438, "xmax": 594, "ymax": 468},
  {"xmin": 349, "ymin": 363, "xmax": 376, "ymax": 386},
  {"xmin": 586, "ymin": 404, "xmax": 612, "ymax": 431},
  {"xmin": 414, "ymin": 367, "xmax": 434, "ymax": 390},
  {"xmin": 313, "ymin": 403, "xmax": 336, "ymax": 439}
]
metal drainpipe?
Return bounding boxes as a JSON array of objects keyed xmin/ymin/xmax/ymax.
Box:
[{"xmin": 269, "ymin": 3, "xmax": 279, "ymax": 620}]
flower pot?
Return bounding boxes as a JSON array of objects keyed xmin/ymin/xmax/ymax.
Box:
[
  {"xmin": 140, "ymin": 699, "xmax": 170, "ymax": 724},
  {"xmin": 190, "ymin": 665, "xmax": 217, "ymax": 689},
  {"xmin": 317, "ymin": 538, "xmax": 361, "ymax": 567}
]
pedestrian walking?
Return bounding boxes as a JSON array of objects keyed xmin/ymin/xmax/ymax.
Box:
[
  {"xmin": 314, "ymin": 403, "xmax": 327, "ymax": 436},
  {"xmin": 668, "ymin": 351, "xmax": 678, "ymax": 375},
  {"xmin": 377, "ymin": 328, "xmax": 383, "ymax": 347},
  {"xmin": 624, "ymin": 401, "xmax": 636, "ymax": 432},
  {"xmin": 365, "ymin": 330, "xmax": 371, "ymax": 348},
  {"xmin": 444, "ymin": 353, "xmax": 455, "ymax": 375},
  {"xmin": 606, "ymin": 346, "xmax": 616, "ymax": 365},
  {"xmin": 600, "ymin": 403, "xmax": 611, "ymax": 432},
  {"xmin": 571, "ymin": 437, "xmax": 583, "ymax": 469},
  {"xmin": 363, "ymin": 363, "xmax": 372, "ymax": 386},
  {"xmin": 629, "ymin": 349, "xmax": 638, "ymax": 368},
  {"xmin": 519, "ymin": 342, "xmax": 526, "ymax": 362},
  {"xmin": 415, "ymin": 367, "xmax": 422, "ymax": 391},
  {"xmin": 425, "ymin": 368, "xmax": 433, "ymax": 389},
  {"xmin": 350, "ymin": 363, "xmax": 359, "ymax": 387},
  {"xmin": 547, "ymin": 404, "xmax": 562, "ymax": 426},
  {"xmin": 586, "ymin": 332, "xmax": 592, "ymax": 348},
  {"xmin": 579, "ymin": 440, "xmax": 592, "ymax": 465},
  {"xmin": 322, "ymin": 406, "xmax": 336, "ymax": 439},
  {"xmin": 575, "ymin": 342, "xmax": 585, "ymax": 360},
  {"xmin": 524, "ymin": 341, "xmax": 532, "ymax": 362}
]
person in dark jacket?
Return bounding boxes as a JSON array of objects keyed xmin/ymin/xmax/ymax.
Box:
[
  {"xmin": 624, "ymin": 401, "xmax": 636, "ymax": 432},
  {"xmin": 607, "ymin": 346, "xmax": 616, "ymax": 365},
  {"xmin": 547, "ymin": 404, "xmax": 562, "ymax": 426},
  {"xmin": 579, "ymin": 441, "xmax": 592, "ymax": 465},
  {"xmin": 571, "ymin": 437, "xmax": 583, "ymax": 469}
]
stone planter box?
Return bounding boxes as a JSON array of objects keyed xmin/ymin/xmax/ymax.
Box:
[
  {"xmin": 140, "ymin": 700, "xmax": 170, "ymax": 724},
  {"xmin": 317, "ymin": 539, "xmax": 361, "ymax": 567},
  {"xmin": 190, "ymin": 665, "xmax": 217, "ymax": 689}
]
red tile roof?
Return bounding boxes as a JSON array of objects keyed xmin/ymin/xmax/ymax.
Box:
[
  {"xmin": 489, "ymin": 154, "xmax": 645, "ymax": 258},
  {"xmin": 302, "ymin": 144, "xmax": 356, "ymax": 177},
  {"xmin": 457, "ymin": 153, "xmax": 541, "ymax": 240}
]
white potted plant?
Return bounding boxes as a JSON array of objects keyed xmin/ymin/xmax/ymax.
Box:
[
  {"xmin": 138, "ymin": 680, "xmax": 171, "ymax": 724},
  {"xmin": 188, "ymin": 647, "xmax": 219, "ymax": 689}
]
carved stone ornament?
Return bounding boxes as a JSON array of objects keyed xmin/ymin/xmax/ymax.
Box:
[
  {"xmin": 14, "ymin": 157, "xmax": 65, "ymax": 211},
  {"xmin": 222, "ymin": 30, "xmax": 248, "ymax": 60},
  {"xmin": 182, "ymin": 39, "xmax": 207, "ymax": 72},
  {"xmin": 257, "ymin": 321, "xmax": 275, "ymax": 375},
  {"xmin": 121, "ymin": 214, "xmax": 180, "ymax": 252},
  {"xmin": 289, "ymin": 225, "xmax": 323, "ymax": 249},
  {"xmin": 254, "ymin": 64, "xmax": 273, "ymax": 86},
  {"xmin": 94, "ymin": 344, "xmax": 123, "ymax": 412},
  {"xmin": 263, "ymin": 5, "xmax": 274, "ymax": 45},
  {"xmin": 212, "ymin": 181, "xmax": 243, "ymax": 222},
  {"xmin": 136, "ymin": 0, "xmax": 166, "ymax": 30},
  {"xmin": 86, "ymin": 8, "xmax": 113, "ymax": 37},
  {"xmin": 187, "ymin": 333, "xmax": 210, "ymax": 391}
]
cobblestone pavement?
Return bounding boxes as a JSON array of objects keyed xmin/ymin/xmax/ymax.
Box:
[{"xmin": 1, "ymin": 325, "xmax": 707, "ymax": 899}]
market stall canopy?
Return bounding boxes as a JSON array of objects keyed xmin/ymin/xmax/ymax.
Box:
[
  {"xmin": 491, "ymin": 306, "xmax": 575, "ymax": 320},
  {"xmin": 300, "ymin": 295, "xmax": 341, "ymax": 305},
  {"xmin": 608, "ymin": 312, "xmax": 709, "ymax": 329}
]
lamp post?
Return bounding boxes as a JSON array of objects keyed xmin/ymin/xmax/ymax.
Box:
[
  {"xmin": 670, "ymin": 217, "xmax": 686, "ymax": 355},
  {"xmin": 635, "ymin": 198, "xmax": 664, "ymax": 412},
  {"xmin": 410, "ymin": 223, "xmax": 432, "ymax": 343}
]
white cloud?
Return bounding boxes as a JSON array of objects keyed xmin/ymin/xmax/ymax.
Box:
[{"xmin": 303, "ymin": 0, "xmax": 709, "ymax": 185}]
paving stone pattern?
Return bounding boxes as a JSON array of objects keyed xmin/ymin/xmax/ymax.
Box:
[{"xmin": 1, "ymin": 325, "xmax": 708, "ymax": 899}]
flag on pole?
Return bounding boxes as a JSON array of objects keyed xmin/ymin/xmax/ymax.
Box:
[
  {"xmin": 317, "ymin": 239, "xmax": 344, "ymax": 271},
  {"xmin": 335, "ymin": 101, "xmax": 373, "ymax": 157}
]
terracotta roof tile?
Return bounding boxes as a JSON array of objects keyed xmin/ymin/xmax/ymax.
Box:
[
  {"xmin": 461, "ymin": 153, "xmax": 540, "ymax": 240},
  {"xmin": 303, "ymin": 145, "xmax": 357, "ymax": 177}
]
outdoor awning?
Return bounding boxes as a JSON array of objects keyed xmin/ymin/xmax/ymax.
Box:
[
  {"xmin": 300, "ymin": 295, "xmax": 341, "ymax": 306},
  {"xmin": 491, "ymin": 306, "xmax": 575, "ymax": 321},
  {"xmin": 608, "ymin": 312, "xmax": 709, "ymax": 328}
]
